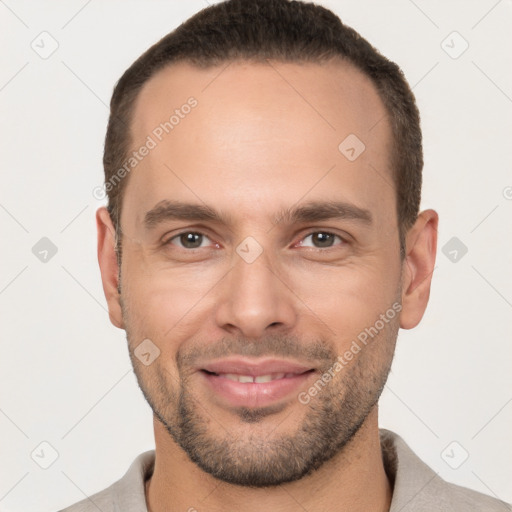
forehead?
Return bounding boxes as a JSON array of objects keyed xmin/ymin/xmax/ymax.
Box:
[
  {"xmin": 123, "ymin": 59, "xmax": 394, "ymax": 231},
  {"xmin": 133, "ymin": 59, "xmax": 388, "ymax": 141}
]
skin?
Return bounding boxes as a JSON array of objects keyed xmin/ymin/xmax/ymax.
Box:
[{"xmin": 97, "ymin": 59, "xmax": 438, "ymax": 512}]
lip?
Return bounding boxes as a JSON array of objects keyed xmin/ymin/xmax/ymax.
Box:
[
  {"xmin": 198, "ymin": 357, "xmax": 316, "ymax": 408},
  {"xmin": 200, "ymin": 357, "xmax": 314, "ymax": 377}
]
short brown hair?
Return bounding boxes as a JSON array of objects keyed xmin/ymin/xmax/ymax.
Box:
[{"xmin": 104, "ymin": 0, "xmax": 422, "ymax": 260}]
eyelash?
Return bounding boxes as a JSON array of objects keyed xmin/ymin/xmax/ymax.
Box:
[{"xmin": 164, "ymin": 230, "xmax": 347, "ymax": 251}]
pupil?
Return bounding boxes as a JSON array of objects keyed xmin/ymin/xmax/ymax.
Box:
[
  {"xmin": 181, "ymin": 233, "xmax": 202, "ymax": 248},
  {"xmin": 313, "ymin": 232, "xmax": 333, "ymax": 247}
]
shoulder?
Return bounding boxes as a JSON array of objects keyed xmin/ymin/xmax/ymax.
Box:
[
  {"xmin": 422, "ymin": 476, "xmax": 511, "ymax": 511},
  {"xmin": 380, "ymin": 429, "xmax": 511, "ymax": 512},
  {"xmin": 58, "ymin": 450, "xmax": 155, "ymax": 512},
  {"xmin": 59, "ymin": 484, "xmax": 115, "ymax": 512}
]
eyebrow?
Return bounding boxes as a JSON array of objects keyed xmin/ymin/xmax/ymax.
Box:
[
  {"xmin": 276, "ymin": 200, "xmax": 372, "ymax": 226},
  {"xmin": 144, "ymin": 200, "xmax": 233, "ymax": 229},
  {"xmin": 143, "ymin": 199, "xmax": 372, "ymax": 230}
]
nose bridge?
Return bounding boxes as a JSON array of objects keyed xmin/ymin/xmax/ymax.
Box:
[{"xmin": 214, "ymin": 240, "xmax": 297, "ymax": 337}]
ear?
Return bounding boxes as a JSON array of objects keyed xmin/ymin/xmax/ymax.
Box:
[
  {"xmin": 96, "ymin": 207, "xmax": 124, "ymax": 329},
  {"xmin": 400, "ymin": 209, "xmax": 438, "ymax": 330}
]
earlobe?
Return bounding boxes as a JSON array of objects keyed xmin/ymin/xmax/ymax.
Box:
[
  {"xmin": 399, "ymin": 209, "xmax": 438, "ymax": 330},
  {"xmin": 96, "ymin": 207, "xmax": 125, "ymax": 329}
]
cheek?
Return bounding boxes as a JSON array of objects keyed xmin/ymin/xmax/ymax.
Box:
[
  {"xmin": 286, "ymin": 260, "xmax": 400, "ymax": 340},
  {"xmin": 121, "ymin": 256, "xmax": 222, "ymax": 340}
]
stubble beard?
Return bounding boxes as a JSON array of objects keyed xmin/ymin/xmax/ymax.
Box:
[{"xmin": 122, "ymin": 297, "xmax": 399, "ymax": 488}]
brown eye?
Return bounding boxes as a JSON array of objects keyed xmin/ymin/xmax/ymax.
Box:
[
  {"xmin": 168, "ymin": 232, "xmax": 209, "ymax": 249},
  {"xmin": 301, "ymin": 232, "xmax": 343, "ymax": 249}
]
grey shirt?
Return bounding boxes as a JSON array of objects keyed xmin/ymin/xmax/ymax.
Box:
[{"xmin": 59, "ymin": 429, "xmax": 510, "ymax": 511}]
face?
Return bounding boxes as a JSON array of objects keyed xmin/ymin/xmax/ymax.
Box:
[{"xmin": 104, "ymin": 60, "xmax": 410, "ymax": 486}]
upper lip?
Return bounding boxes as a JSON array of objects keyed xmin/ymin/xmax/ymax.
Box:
[{"xmin": 200, "ymin": 357, "xmax": 314, "ymax": 377}]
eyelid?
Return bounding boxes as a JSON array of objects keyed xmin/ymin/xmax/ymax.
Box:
[
  {"xmin": 164, "ymin": 228, "xmax": 349, "ymax": 251},
  {"xmin": 295, "ymin": 230, "xmax": 348, "ymax": 249},
  {"xmin": 165, "ymin": 230, "xmax": 217, "ymax": 249}
]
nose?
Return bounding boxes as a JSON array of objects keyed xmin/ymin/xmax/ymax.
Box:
[{"xmin": 214, "ymin": 247, "xmax": 298, "ymax": 339}]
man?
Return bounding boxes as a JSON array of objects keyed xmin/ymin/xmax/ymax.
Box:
[{"xmin": 61, "ymin": 0, "xmax": 510, "ymax": 510}]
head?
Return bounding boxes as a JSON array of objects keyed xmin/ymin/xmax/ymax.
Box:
[{"xmin": 97, "ymin": 0, "xmax": 437, "ymax": 488}]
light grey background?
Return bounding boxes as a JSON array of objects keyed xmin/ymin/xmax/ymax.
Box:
[{"xmin": 1, "ymin": 1, "xmax": 511, "ymax": 510}]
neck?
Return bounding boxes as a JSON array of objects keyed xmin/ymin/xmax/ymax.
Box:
[{"xmin": 145, "ymin": 407, "xmax": 392, "ymax": 512}]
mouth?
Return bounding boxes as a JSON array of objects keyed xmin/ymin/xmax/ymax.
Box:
[
  {"xmin": 198, "ymin": 358, "xmax": 317, "ymax": 408},
  {"xmin": 202, "ymin": 371, "xmax": 309, "ymax": 383}
]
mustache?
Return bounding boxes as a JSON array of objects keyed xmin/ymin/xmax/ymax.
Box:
[{"xmin": 176, "ymin": 333, "xmax": 337, "ymax": 370}]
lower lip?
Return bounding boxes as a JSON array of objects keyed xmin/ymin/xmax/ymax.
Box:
[{"xmin": 200, "ymin": 370, "xmax": 315, "ymax": 408}]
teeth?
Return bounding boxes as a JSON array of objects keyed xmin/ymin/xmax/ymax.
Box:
[
  {"xmin": 222, "ymin": 374, "xmax": 245, "ymax": 382},
  {"xmin": 254, "ymin": 375, "xmax": 272, "ymax": 383},
  {"xmin": 219, "ymin": 373, "xmax": 286, "ymax": 383}
]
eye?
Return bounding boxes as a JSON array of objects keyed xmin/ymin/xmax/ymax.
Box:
[
  {"xmin": 166, "ymin": 231, "xmax": 214, "ymax": 249},
  {"xmin": 299, "ymin": 231, "xmax": 344, "ymax": 249}
]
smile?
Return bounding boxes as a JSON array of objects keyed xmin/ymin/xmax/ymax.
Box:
[
  {"xmin": 197, "ymin": 358, "xmax": 317, "ymax": 408},
  {"xmin": 209, "ymin": 372, "xmax": 301, "ymax": 383}
]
